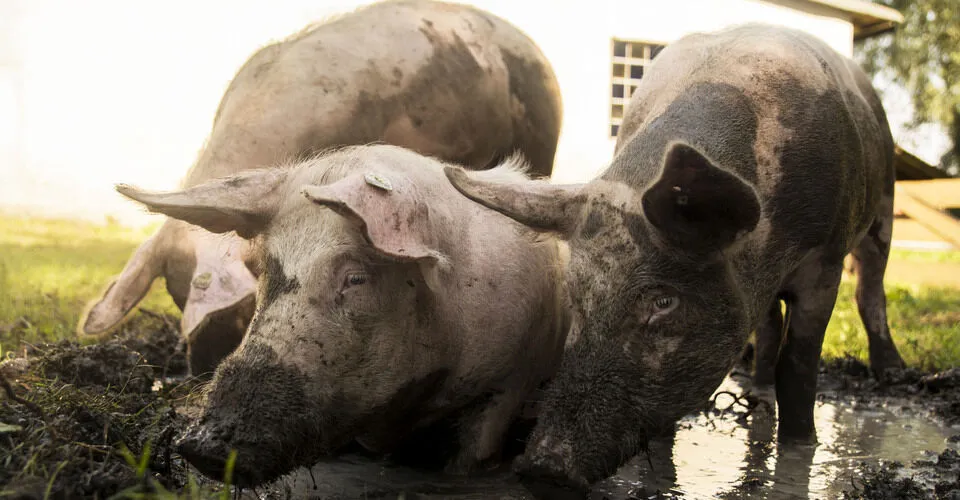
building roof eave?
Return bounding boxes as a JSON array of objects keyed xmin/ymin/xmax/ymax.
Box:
[
  {"xmin": 765, "ymin": 0, "xmax": 904, "ymax": 40},
  {"xmin": 895, "ymin": 145, "xmax": 951, "ymax": 181}
]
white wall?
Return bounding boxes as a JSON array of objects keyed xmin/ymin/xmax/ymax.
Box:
[
  {"xmin": 1, "ymin": 0, "xmax": 362, "ymax": 225},
  {"xmin": 0, "ymin": 0, "xmax": 932, "ymax": 225},
  {"xmin": 461, "ymin": 0, "xmax": 856, "ymax": 184}
]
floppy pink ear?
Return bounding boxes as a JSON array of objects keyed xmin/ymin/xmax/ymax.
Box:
[
  {"xmin": 301, "ymin": 172, "xmax": 442, "ymax": 262},
  {"xmin": 116, "ymin": 168, "xmax": 288, "ymax": 239},
  {"xmin": 78, "ymin": 230, "xmax": 165, "ymax": 336},
  {"xmin": 180, "ymin": 231, "xmax": 257, "ymax": 342}
]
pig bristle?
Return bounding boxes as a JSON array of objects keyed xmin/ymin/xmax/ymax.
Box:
[{"xmin": 464, "ymin": 152, "xmax": 536, "ymax": 185}]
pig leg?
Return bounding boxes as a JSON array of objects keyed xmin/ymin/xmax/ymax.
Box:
[
  {"xmin": 753, "ymin": 299, "xmax": 785, "ymax": 389},
  {"xmin": 445, "ymin": 387, "xmax": 528, "ymax": 474},
  {"xmin": 775, "ymin": 260, "xmax": 844, "ymax": 441},
  {"xmin": 850, "ymin": 205, "xmax": 905, "ymax": 378}
]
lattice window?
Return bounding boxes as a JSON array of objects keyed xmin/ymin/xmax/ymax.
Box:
[{"xmin": 610, "ymin": 39, "xmax": 666, "ymax": 138}]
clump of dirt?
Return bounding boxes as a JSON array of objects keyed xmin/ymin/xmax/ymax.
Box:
[
  {"xmin": 842, "ymin": 461, "xmax": 928, "ymax": 500},
  {"xmin": 25, "ymin": 340, "xmax": 157, "ymax": 394},
  {"xmin": 843, "ymin": 449, "xmax": 960, "ymax": 500},
  {"xmin": 0, "ymin": 316, "xmax": 208, "ymax": 499},
  {"xmin": 818, "ymin": 356, "xmax": 960, "ymax": 426},
  {"xmin": 116, "ymin": 316, "xmax": 190, "ymax": 377}
]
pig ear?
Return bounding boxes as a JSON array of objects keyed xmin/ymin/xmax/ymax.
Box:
[
  {"xmin": 641, "ymin": 142, "xmax": 761, "ymax": 253},
  {"xmin": 78, "ymin": 228, "xmax": 166, "ymax": 336},
  {"xmin": 116, "ymin": 169, "xmax": 288, "ymax": 239},
  {"xmin": 442, "ymin": 162, "xmax": 585, "ymax": 238},
  {"xmin": 180, "ymin": 231, "xmax": 257, "ymax": 343},
  {"xmin": 301, "ymin": 174, "xmax": 441, "ymax": 263}
]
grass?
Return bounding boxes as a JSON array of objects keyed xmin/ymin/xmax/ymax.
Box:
[
  {"xmin": 824, "ymin": 280, "xmax": 960, "ymax": 372},
  {"xmin": 1, "ymin": 215, "xmax": 959, "ymax": 370},
  {"xmin": 0, "ymin": 215, "xmax": 178, "ymax": 356},
  {"xmin": 888, "ymin": 248, "xmax": 960, "ymax": 264}
]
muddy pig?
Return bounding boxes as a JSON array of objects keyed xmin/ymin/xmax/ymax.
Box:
[
  {"xmin": 444, "ymin": 23, "xmax": 905, "ymax": 497},
  {"xmin": 115, "ymin": 144, "xmax": 569, "ymax": 486},
  {"xmin": 78, "ymin": 0, "xmax": 562, "ymax": 376}
]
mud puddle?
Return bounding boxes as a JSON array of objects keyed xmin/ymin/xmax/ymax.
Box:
[
  {"xmin": 3, "ymin": 325, "xmax": 960, "ymax": 499},
  {"xmin": 269, "ymin": 370, "xmax": 960, "ymax": 500}
]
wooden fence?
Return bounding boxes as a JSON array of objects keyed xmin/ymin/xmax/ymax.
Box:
[{"xmin": 894, "ymin": 179, "xmax": 960, "ymax": 249}]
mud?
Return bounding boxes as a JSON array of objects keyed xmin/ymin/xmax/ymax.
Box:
[
  {"xmin": 0, "ymin": 317, "xmax": 198, "ymax": 499},
  {"xmin": 2, "ymin": 323, "xmax": 960, "ymax": 499}
]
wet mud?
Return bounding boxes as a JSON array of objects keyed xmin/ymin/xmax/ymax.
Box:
[
  {"xmin": 0, "ymin": 318, "xmax": 197, "ymax": 499},
  {"xmin": 2, "ymin": 325, "xmax": 960, "ymax": 499}
]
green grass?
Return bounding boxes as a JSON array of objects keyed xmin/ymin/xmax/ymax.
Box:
[
  {"xmin": 0, "ymin": 215, "xmax": 178, "ymax": 355},
  {"xmin": 824, "ymin": 280, "xmax": 960, "ymax": 372},
  {"xmin": 888, "ymin": 248, "xmax": 960, "ymax": 264},
  {"xmin": 1, "ymin": 215, "xmax": 958, "ymax": 371}
]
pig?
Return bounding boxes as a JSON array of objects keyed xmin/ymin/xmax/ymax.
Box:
[
  {"xmin": 77, "ymin": 0, "xmax": 563, "ymax": 376},
  {"xmin": 114, "ymin": 144, "xmax": 570, "ymax": 486},
  {"xmin": 443, "ymin": 23, "xmax": 905, "ymax": 497}
]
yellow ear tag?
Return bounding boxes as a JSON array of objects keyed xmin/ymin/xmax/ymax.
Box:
[{"xmin": 364, "ymin": 172, "xmax": 393, "ymax": 191}]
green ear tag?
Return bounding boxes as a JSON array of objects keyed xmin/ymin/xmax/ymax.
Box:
[{"xmin": 364, "ymin": 172, "xmax": 393, "ymax": 191}]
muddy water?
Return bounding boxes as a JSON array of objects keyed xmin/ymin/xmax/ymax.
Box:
[{"xmin": 271, "ymin": 376, "xmax": 958, "ymax": 499}]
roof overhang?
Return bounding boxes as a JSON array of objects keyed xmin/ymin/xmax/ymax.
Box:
[
  {"xmin": 769, "ymin": 0, "xmax": 904, "ymax": 40},
  {"xmin": 895, "ymin": 145, "xmax": 951, "ymax": 181}
]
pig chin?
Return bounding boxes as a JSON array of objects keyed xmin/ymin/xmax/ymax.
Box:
[{"xmin": 176, "ymin": 342, "xmax": 346, "ymax": 486}]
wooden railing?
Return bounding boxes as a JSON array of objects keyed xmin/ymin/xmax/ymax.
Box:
[{"xmin": 894, "ymin": 179, "xmax": 960, "ymax": 249}]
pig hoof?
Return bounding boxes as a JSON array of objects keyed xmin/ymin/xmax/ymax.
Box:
[
  {"xmin": 514, "ymin": 458, "xmax": 589, "ymax": 500},
  {"xmin": 872, "ymin": 357, "xmax": 907, "ymax": 382}
]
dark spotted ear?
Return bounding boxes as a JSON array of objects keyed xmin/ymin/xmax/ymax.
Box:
[{"xmin": 641, "ymin": 142, "xmax": 761, "ymax": 253}]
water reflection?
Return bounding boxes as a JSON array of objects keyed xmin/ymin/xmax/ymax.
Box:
[
  {"xmin": 271, "ymin": 375, "xmax": 957, "ymax": 499},
  {"xmin": 593, "ymin": 377, "xmax": 956, "ymax": 499}
]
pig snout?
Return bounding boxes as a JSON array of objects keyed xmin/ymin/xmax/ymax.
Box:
[
  {"xmin": 514, "ymin": 436, "xmax": 590, "ymax": 500},
  {"xmin": 176, "ymin": 424, "xmax": 235, "ymax": 481},
  {"xmin": 175, "ymin": 342, "xmax": 318, "ymax": 486},
  {"xmin": 175, "ymin": 420, "xmax": 279, "ymax": 487}
]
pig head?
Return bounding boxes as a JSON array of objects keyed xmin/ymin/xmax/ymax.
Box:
[{"xmin": 115, "ymin": 146, "xmax": 568, "ymax": 487}]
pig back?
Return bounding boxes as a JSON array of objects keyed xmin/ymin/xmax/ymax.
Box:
[
  {"xmin": 182, "ymin": 0, "xmax": 562, "ymax": 187},
  {"xmin": 610, "ymin": 24, "xmax": 893, "ymax": 257}
]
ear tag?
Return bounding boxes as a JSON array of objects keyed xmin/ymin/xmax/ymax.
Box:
[
  {"xmin": 192, "ymin": 272, "xmax": 213, "ymax": 290},
  {"xmin": 364, "ymin": 172, "xmax": 393, "ymax": 191}
]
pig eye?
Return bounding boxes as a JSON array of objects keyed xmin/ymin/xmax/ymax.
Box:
[
  {"xmin": 654, "ymin": 297, "xmax": 675, "ymax": 310},
  {"xmin": 649, "ymin": 296, "xmax": 679, "ymax": 324},
  {"xmin": 345, "ymin": 272, "xmax": 369, "ymax": 287}
]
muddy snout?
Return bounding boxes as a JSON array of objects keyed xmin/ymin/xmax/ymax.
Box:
[
  {"xmin": 174, "ymin": 343, "xmax": 315, "ymax": 486},
  {"xmin": 176, "ymin": 423, "xmax": 236, "ymax": 482},
  {"xmin": 175, "ymin": 419, "xmax": 285, "ymax": 487},
  {"xmin": 513, "ymin": 437, "xmax": 590, "ymax": 500}
]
